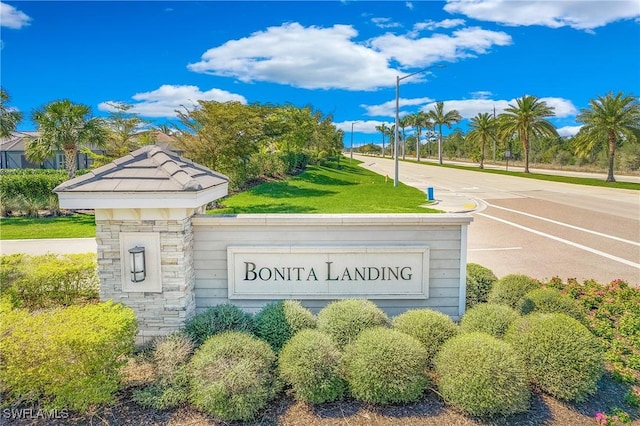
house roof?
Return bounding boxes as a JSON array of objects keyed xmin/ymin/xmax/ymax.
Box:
[
  {"xmin": 54, "ymin": 145, "xmax": 229, "ymax": 210},
  {"xmin": 0, "ymin": 131, "xmax": 40, "ymax": 151}
]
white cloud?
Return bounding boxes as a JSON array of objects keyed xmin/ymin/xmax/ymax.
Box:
[
  {"xmin": 99, "ymin": 85, "xmax": 247, "ymax": 118},
  {"xmin": 372, "ymin": 17, "xmax": 402, "ymax": 29},
  {"xmin": 538, "ymin": 97, "xmax": 578, "ymax": 118},
  {"xmin": 406, "ymin": 2, "xmax": 414, "ymax": 10},
  {"xmin": 370, "ymin": 26, "xmax": 512, "ymax": 68},
  {"xmin": 444, "ymin": 0, "xmax": 640, "ymax": 30},
  {"xmin": 334, "ymin": 119, "xmax": 394, "ymax": 134},
  {"xmin": 413, "ymin": 19, "xmax": 466, "ymax": 32},
  {"xmin": 363, "ymin": 94, "xmax": 578, "ymax": 121},
  {"xmin": 557, "ymin": 125, "xmax": 582, "ymax": 137},
  {"xmin": 362, "ymin": 97, "xmax": 434, "ymax": 117},
  {"xmin": 1, "ymin": 2, "xmax": 31, "ymax": 29},
  {"xmin": 188, "ymin": 22, "xmax": 512, "ymax": 91}
]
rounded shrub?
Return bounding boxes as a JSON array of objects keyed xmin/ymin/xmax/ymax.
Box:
[
  {"xmin": 460, "ymin": 303, "xmax": 520, "ymax": 338},
  {"xmin": 254, "ymin": 300, "xmax": 316, "ymax": 352},
  {"xmin": 434, "ymin": 332, "xmax": 530, "ymax": 417},
  {"xmin": 466, "ymin": 263, "xmax": 498, "ymax": 308},
  {"xmin": 342, "ymin": 327, "xmax": 429, "ymax": 404},
  {"xmin": 151, "ymin": 332, "xmax": 194, "ymax": 385},
  {"xmin": 391, "ymin": 309, "xmax": 459, "ymax": 365},
  {"xmin": 316, "ymin": 299, "xmax": 389, "ymax": 348},
  {"xmin": 188, "ymin": 331, "xmax": 277, "ymax": 421},
  {"xmin": 183, "ymin": 303, "xmax": 255, "ymax": 347},
  {"xmin": 518, "ymin": 287, "xmax": 586, "ymax": 323},
  {"xmin": 487, "ymin": 274, "xmax": 541, "ymax": 309},
  {"xmin": 505, "ymin": 313, "xmax": 605, "ymax": 402},
  {"xmin": 278, "ymin": 329, "xmax": 346, "ymax": 404}
]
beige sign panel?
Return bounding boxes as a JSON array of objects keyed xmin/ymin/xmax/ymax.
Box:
[{"xmin": 227, "ymin": 245, "xmax": 430, "ymax": 299}]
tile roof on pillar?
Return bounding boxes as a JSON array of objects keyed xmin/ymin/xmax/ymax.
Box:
[{"xmin": 54, "ymin": 145, "xmax": 228, "ymax": 193}]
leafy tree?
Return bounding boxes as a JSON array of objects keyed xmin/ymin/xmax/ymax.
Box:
[
  {"xmin": 375, "ymin": 123, "xmax": 389, "ymax": 158},
  {"xmin": 88, "ymin": 102, "xmax": 155, "ymax": 167},
  {"xmin": 0, "ymin": 88, "xmax": 22, "ymax": 138},
  {"xmin": 497, "ymin": 95, "xmax": 557, "ymax": 173},
  {"xmin": 427, "ymin": 102, "xmax": 462, "ymax": 165},
  {"xmin": 573, "ymin": 91, "xmax": 640, "ymax": 182},
  {"xmin": 28, "ymin": 100, "xmax": 107, "ymax": 178},
  {"xmin": 467, "ymin": 112, "xmax": 497, "ymax": 169}
]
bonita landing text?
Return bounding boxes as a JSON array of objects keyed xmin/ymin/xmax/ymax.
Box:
[{"xmin": 243, "ymin": 261, "xmax": 413, "ymax": 282}]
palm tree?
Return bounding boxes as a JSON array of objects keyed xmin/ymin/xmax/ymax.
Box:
[
  {"xmin": 28, "ymin": 100, "xmax": 107, "ymax": 179},
  {"xmin": 497, "ymin": 95, "xmax": 557, "ymax": 173},
  {"xmin": 428, "ymin": 101, "xmax": 462, "ymax": 164},
  {"xmin": 467, "ymin": 112, "xmax": 497, "ymax": 169},
  {"xmin": 573, "ymin": 92, "xmax": 640, "ymax": 182},
  {"xmin": 0, "ymin": 88, "xmax": 22, "ymax": 137},
  {"xmin": 375, "ymin": 123, "xmax": 389, "ymax": 158},
  {"xmin": 400, "ymin": 115, "xmax": 412, "ymax": 160},
  {"xmin": 410, "ymin": 111, "xmax": 431, "ymax": 162}
]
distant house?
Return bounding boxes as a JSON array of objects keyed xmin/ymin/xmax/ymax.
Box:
[{"xmin": 0, "ymin": 131, "xmax": 182, "ymax": 170}]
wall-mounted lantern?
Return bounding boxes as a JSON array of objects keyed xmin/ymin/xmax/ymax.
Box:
[{"xmin": 128, "ymin": 246, "xmax": 146, "ymax": 282}]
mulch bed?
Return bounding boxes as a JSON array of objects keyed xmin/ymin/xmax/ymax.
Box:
[{"xmin": 2, "ymin": 373, "xmax": 637, "ymax": 426}]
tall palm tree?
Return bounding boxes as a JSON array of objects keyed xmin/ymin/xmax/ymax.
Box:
[
  {"xmin": 467, "ymin": 112, "xmax": 497, "ymax": 169},
  {"xmin": 0, "ymin": 88, "xmax": 22, "ymax": 138},
  {"xmin": 497, "ymin": 95, "xmax": 557, "ymax": 173},
  {"xmin": 399, "ymin": 115, "xmax": 412, "ymax": 160},
  {"xmin": 573, "ymin": 92, "xmax": 640, "ymax": 182},
  {"xmin": 428, "ymin": 101, "xmax": 461, "ymax": 164},
  {"xmin": 410, "ymin": 111, "xmax": 431, "ymax": 162},
  {"xmin": 28, "ymin": 100, "xmax": 107, "ymax": 179},
  {"xmin": 375, "ymin": 123, "xmax": 389, "ymax": 158}
]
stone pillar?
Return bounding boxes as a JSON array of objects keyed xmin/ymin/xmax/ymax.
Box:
[{"xmin": 95, "ymin": 207, "xmax": 203, "ymax": 344}]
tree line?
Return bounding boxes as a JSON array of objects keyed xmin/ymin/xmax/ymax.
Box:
[
  {"xmin": 0, "ymin": 89, "xmax": 344, "ymax": 190},
  {"xmin": 370, "ymin": 93, "xmax": 639, "ymax": 182},
  {"xmin": 2, "ymin": 88, "xmax": 638, "ymax": 185}
]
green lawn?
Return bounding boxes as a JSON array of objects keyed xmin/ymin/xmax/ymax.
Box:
[
  {"xmin": 0, "ymin": 161, "xmax": 439, "ymax": 240},
  {"xmin": 211, "ymin": 160, "xmax": 440, "ymax": 214},
  {"xmin": 404, "ymin": 159, "xmax": 640, "ymax": 190},
  {"xmin": 0, "ymin": 214, "xmax": 97, "ymax": 240}
]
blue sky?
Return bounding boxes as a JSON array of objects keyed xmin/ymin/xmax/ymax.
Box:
[{"xmin": 1, "ymin": 1, "xmax": 639, "ymax": 146}]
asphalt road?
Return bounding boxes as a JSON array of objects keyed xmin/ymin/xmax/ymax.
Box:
[{"xmin": 354, "ymin": 154, "xmax": 640, "ymax": 285}]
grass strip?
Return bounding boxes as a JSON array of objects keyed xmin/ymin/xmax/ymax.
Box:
[
  {"xmin": 211, "ymin": 160, "xmax": 439, "ymax": 214},
  {"xmin": 0, "ymin": 214, "xmax": 96, "ymax": 240}
]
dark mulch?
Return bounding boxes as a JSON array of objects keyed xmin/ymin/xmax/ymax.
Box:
[{"xmin": 2, "ymin": 373, "xmax": 637, "ymax": 426}]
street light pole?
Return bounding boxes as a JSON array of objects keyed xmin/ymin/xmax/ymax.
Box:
[{"xmin": 394, "ymin": 65, "xmax": 446, "ymax": 187}]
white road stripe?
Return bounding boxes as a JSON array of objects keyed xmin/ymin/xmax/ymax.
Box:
[
  {"xmin": 470, "ymin": 247, "xmax": 522, "ymax": 252},
  {"xmin": 477, "ymin": 212, "xmax": 640, "ymax": 269},
  {"xmin": 486, "ymin": 202, "xmax": 640, "ymax": 247}
]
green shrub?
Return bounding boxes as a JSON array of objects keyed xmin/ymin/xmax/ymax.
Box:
[
  {"xmin": 505, "ymin": 313, "xmax": 605, "ymax": 402},
  {"xmin": 254, "ymin": 300, "xmax": 316, "ymax": 352},
  {"xmin": 0, "ymin": 169, "xmax": 67, "ymax": 217},
  {"xmin": 317, "ymin": 299, "xmax": 389, "ymax": 348},
  {"xmin": 342, "ymin": 327, "xmax": 429, "ymax": 404},
  {"xmin": 460, "ymin": 303, "xmax": 520, "ymax": 338},
  {"xmin": 132, "ymin": 332, "xmax": 194, "ymax": 410},
  {"xmin": 188, "ymin": 332, "xmax": 277, "ymax": 421},
  {"xmin": 0, "ymin": 253, "xmax": 98, "ymax": 309},
  {"xmin": 487, "ymin": 274, "xmax": 541, "ymax": 309},
  {"xmin": 391, "ymin": 309, "xmax": 459, "ymax": 365},
  {"xmin": 434, "ymin": 332, "xmax": 530, "ymax": 417},
  {"xmin": 183, "ymin": 303, "xmax": 255, "ymax": 347},
  {"xmin": 519, "ymin": 287, "xmax": 586, "ymax": 323},
  {"xmin": 278, "ymin": 329, "xmax": 346, "ymax": 403},
  {"xmin": 0, "ymin": 301, "xmax": 137, "ymax": 412},
  {"xmin": 466, "ymin": 263, "xmax": 497, "ymax": 308}
]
